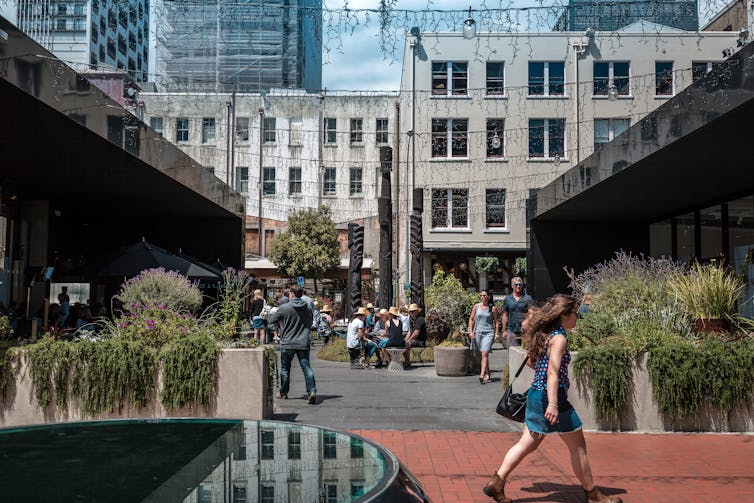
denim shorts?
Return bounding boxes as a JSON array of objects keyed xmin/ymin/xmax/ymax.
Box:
[{"xmin": 525, "ymin": 387, "xmax": 583, "ymax": 435}]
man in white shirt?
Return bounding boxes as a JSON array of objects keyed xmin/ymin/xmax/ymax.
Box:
[{"xmin": 347, "ymin": 307, "xmax": 369, "ymax": 369}]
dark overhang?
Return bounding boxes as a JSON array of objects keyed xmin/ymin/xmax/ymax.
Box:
[{"xmin": 535, "ymin": 41, "xmax": 754, "ymax": 223}]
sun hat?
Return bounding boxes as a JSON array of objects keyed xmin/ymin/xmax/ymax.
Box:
[
  {"xmin": 378, "ymin": 308, "xmax": 388, "ymax": 315},
  {"xmin": 366, "ymin": 302, "xmax": 375, "ymax": 310},
  {"xmin": 388, "ymin": 306, "xmax": 400, "ymax": 316},
  {"xmin": 356, "ymin": 307, "xmax": 370, "ymax": 316},
  {"xmin": 407, "ymin": 303, "xmax": 422, "ymax": 313},
  {"xmin": 320, "ymin": 304, "xmax": 332, "ymax": 313}
]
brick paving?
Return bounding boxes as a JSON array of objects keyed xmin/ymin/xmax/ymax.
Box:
[{"xmin": 352, "ymin": 430, "xmax": 754, "ymax": 503}]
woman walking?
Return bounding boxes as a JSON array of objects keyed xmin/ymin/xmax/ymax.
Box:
[
  {"xmin": 468, "ymin": 289, "xmax": 497, "ymax": 384},
  {"xmin": 483, "ymin": 294, "xmax": 621, "ymax": 503},
  {"xmin": 249, "ymin": 289, "xmax": 267, "ymax": 345}
]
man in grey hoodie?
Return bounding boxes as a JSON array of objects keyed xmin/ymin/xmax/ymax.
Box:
[{"xmin": 270, "ymin": 285, "xmax": 316, "ymax": 404}]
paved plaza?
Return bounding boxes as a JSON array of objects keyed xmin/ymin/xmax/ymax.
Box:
[{"xmin": 274, "ymin": 344, "xmax": 754, "ymax": 502}]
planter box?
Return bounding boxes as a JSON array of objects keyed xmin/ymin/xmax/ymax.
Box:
[
  {"xmin": 434, "ymin": 346, "xmax": 469, "ymax": 376},
  {"xmin": 0, "ymin": 348, "xmax": 272, "ymax": 427},
  {"xmin": 508, "ymin": 347, "xmax": 753, "ymax": 432}
]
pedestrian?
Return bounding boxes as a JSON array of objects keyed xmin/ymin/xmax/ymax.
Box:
[
  {"xmin": 347, "ymin": 307, "xmax": 370, "ymax": 369},
  {"xmin": 500, "ymin": 277, "xmax": 533, "ymax": 348},
  {"xmin": 269, "ymin": 285, "xmax": 317, "ymax": 404},
  {"xmin": 249, "ymin": 289, "xmax": 267, "ymax": 345},
  {"xmin": 318, "ymin": 304, "xmax": 334, "ymax": 344},
  {"xmin": 468, "ymin": 289, "xmax": 497, "ymax": 384},
  {"xmin": 403, "ymin": 303, "xmax": 426, "ymax": 368},
  {"xmin": 483, "ymin": 294, "xmax": 622, "ymax": 503}
]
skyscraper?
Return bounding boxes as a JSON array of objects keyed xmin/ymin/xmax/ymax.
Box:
[
  {"xmin": 13, "ymin": 0, "xmax": 150, "ymax": 82},
  {"xmin": 554, "ymin": 0, "xmax": 699, "ymax": 32},
  {"xmin": 154, "ymin": 0, "xmax": 322, "ymax": 92}
]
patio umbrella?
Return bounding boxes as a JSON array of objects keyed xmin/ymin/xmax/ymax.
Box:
[
  {"xmin": 97, "ymin": 239, "xmax": 220, "ymax": 281},
  {"xmin": 176, "ymin": 249, "xmax": 224, "ymax": 287}
]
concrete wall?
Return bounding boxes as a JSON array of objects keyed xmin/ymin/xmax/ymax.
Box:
[
  {"xmin": 0, "ymin": 348, "xmax": 272, "ymax": 427},
  {"xmin": 508, "ymin": 346, "xmax": 753, "ymax": 432}
]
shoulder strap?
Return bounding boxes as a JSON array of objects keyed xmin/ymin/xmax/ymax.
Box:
[{"xmin": 511, "ymin": 355, "xmax": 528, "ymax": 381}]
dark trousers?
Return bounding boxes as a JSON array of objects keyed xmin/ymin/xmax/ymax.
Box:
[{"xmin": 280, "ymin": 348, "xmax": 316, "ymax": 395}]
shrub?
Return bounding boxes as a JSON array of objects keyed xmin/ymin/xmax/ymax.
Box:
[
  {"xmin": 425, "ymin": 270, "xmax": 477, "ymax": 333},
  {"xmin": 118, "ymin": 268, "xmax": 203, "ymax": 314},
  {"xmin": 111, "ymin": 305, "xmax": 197, "ymax": 348},
  {"xmin": 668, "ymin": 261, "xmax": 745, "ymax": 321},
  {"xmin": 573, "ymin": 345, "xmax": 633, "ymax": 423},
  {"xmin": 206, "ymin": 268, "xmax": 252, "ymax": 334},
  {"xmin": 160, "ymin": 327, "xmax": 221, "ymax": 411}
]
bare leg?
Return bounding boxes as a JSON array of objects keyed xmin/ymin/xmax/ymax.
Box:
[
  {"xmin": 496, "ymin": 425, "xmax": 545, "ymax": 479},
  {"xmin": 559, "ymin": 430, "xmax": 595, "ymax": 490},
  {"xmin": 481, "ymin": 350, "xmax": 490, "ymax": 379}
]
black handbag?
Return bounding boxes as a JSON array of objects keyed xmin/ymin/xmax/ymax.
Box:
[{"xmin": 496, "ymin": 357, "xmax": 529, "ymax": 422}]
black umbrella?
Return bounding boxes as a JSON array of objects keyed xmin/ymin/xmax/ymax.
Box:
[
  {"xmin": 176, "ymin": 249, "xmax": 224, "ymax": 286},
  {"xmin": 97, "ymin": 239, "xmax": 221, "ymax": 281}
]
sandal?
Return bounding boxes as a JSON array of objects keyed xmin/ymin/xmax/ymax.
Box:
[
  {"xmin": 479, "ymin": 376, "xmax": 485, "ymax": 384},
  {"xmin": 483, "ymin": 375, "xmax": 491, "ymax": 383}
]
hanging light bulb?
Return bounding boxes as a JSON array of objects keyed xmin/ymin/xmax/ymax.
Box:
[
  {"xmin": 607, "ymin": 84, "xmax": 618, "ymax": 101},
  {"xmin": 462, "ymin": 7, "xmax": 477, "ymax": 40},
  {"xmin": 491, "ymin": 130, "xmax": 501, "ymax": 149}
]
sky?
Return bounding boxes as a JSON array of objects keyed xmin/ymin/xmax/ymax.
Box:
[{"xmin": 321, "ymin": 0, "xmax": 733, "ymax": 91}]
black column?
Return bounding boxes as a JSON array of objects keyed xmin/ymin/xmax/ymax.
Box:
[
  {"xmin": 378, "ymin": 146, "xmax": 393, "ymax": 307},
  {"xmin": 410, "ymin": 188, "xmax": 424, "ymax": 309},
  {"xmin": 347, "ymin": 223, "xmax": 364, "ymax": 319}
]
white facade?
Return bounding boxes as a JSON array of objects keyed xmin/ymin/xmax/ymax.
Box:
[
  {"xmin": 398, "ymin": 28, "xmax": 738, "ymax": 290},
  {"xmin": 139, "ymin": 90, "xmax": 399, "ymax": 226}
]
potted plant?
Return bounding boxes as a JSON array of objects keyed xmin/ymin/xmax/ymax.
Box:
[
  {"xmin": 425, "ymin": 306, "xmax": 450, "ymax": 343},
  {"xmin": 434, "ymin": 329, "xmax": 470, "ymax": 376},
  {"xmin": 668, "ymin": 261, "xmax": 745, "ymax": 334},
  {"xmin": 475, "ymin": 256, "xmax": 499, "ymax": 290}
]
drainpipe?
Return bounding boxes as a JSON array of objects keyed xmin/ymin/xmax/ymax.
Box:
[
  {"xmin": 258, "ymin": 107, "xmax": 265, "ymax": 256},
  {"xmin": 318, "ymin": 93, "xmax": 324, "ymax": 209}
]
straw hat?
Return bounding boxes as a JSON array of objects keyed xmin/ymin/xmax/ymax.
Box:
[
  {"xmin": 313, "ymin": 300, "xmax": 319, "ymax": 307},
  {"xmin": 366, "ymin": 302, "xmax": 375, "ymax": 310},
  {"xmin": 355, "ymin": 307, "xmax": 370, "ymax": 316},
  {"xmin": 320, "ymin": 304, "xmax": 332, "ymax": 313},
  {"xmin": 407, "ymin": 303, "xmax": 422, "ymax": 313},
  {"xmin": 378, "ymin": 308, "xmax": 388, "ymax": 315},
  {"xmin": 388, "ymin": 306, "xmax": 400, "ymax": 316}
]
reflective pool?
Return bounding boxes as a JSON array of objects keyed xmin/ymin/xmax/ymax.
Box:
[{"xmin": 0, "ymin": 419, "xmax": 428, "ymax": 502}]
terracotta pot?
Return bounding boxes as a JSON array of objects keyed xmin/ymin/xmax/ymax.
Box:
[
  {"xmin": 434, "ymin": 345, "xmax": 470, "ymax": 377},
  {"xmin": 693, "ymin": 318, "xmax": 730, "ymax": 335}
]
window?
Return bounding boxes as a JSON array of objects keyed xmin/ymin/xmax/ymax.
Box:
[
  {"xmin": 260, "ymin": 484, "xmax": 274, "ymax": 503},
  {"xmin": 486, "ymin": 62, "xmax": 505, "ymax": 95},
  {"xmin": 431, "ymin": 189, "xmax": 469, "ymax": 229},
  {"xmin": 57, "ymin": 4, "xmax": 67, "ymax": 15},
  {"xmin": 235, "ymin": 117, "xmax": 249, "ymax": 142},
  {"xmin": 56, "ymin": 19, "xmax": 66, "ymax": 30},
  {"xmin": 323, "ymin": 168, "xmax": 336, "ymax": 196},
  {"xmin": 350, "ymin": 437, "xmax": 364, "ymax": 458},
  {"xmin": 593, "ymin": 61, "xmax": 630, "ymax": 96},
  {"xmin": 198, "ymin": 483, "xmax": 212, "ymax": 503},
  {"xmin": 528, "ymin": 61, "xmax": 565, "ymax": 96},
  {"xmin": 431, "ymin": 119, "xmax": 468, "ymax": 158},
  {"xmin": 323, "ymin": 483, "xmax": 338, "ymax": 503},
  {"xmin": 118, "ymin": 34, "xmax": 127, "ymax": 55},
  {"xmin": 289, "ymin": 167, "xmax": 302, "ymax": 195},
  {"xmin": 201, "ymin": 118, "xmax": 216, "ymax": 143},
  {"xmin": 323, "ymin": 431, "xmax": 337, "ymax": 459},
  {"xmin": 261, "ymin": 429, "xmax": 274, "ymax": 460},
  {"xmin": 486, "ymin": 189, "xmax": 506, "ymax": 228},
  {"xmin": 349, "ymin": 168, "xmax": 363, "ymax": 196},
  {"xmin": 263, "ymin": 117, "xmax": 276, "ymax": 143},
  {"xmin": 351, "ymin": 481, "xmax": 365, "ymax": 498},
  {"xmin": 289, "ymin": 117, "xmax": 303, "ymax": 145},
  {"xmin": 100, "ymin": 17, "xmax": 106, "ymax": 35},
  {"xmin": 288, "ymin": 430, "xmax": 301, "ymax": 459},
  {"xmin": 90, "ymin": 52, "xmax": 97, "ymax": 66},
  {"xmin": 692, "ymin": 61, "xmax": 716, "ymax": 81},
  {"xmin": 232, "ymin": 484, "xmax": 247, "ymax": 503},
  {"xmin": 376, "ymin": 118, "xmax": 389, "ymax": 144},
  {"xmin": 350, "ymin": 118, "xmax": 363, "ymax": 144},
  {"xmin": 175, "ymin": 118, "xmax": 189, "ymax": 142},
  {"xmin": 528, "ymin": 119, "xmax": 565, "ymax": 159},
  {"xmin": 432, "ymin": 62, "xmax": 468, "ymax": 96},
  {"xmin": 594, "ymin": 118, "xmax": 630, "ymax": 149},
  {"xmin": 655, "ymin": 61, "xmax": 674, "ymax": 96},
  {"xmin": 263, "ymin": 167, "xmax": 275, "ymax": 195},
  {"xmin": 108, "ymin": 9, "xmax": 116, "ymax": 30},
  {"xmin": 119, "ymin": 7, "xmax": 128, "ymax": 27},
  {"xmin": 74, "ymin": 3, "xmax": 84, "ymax": 16},
  {"xmin": 324, "ymin": 118, "xmax": 337, "ymax": 144},
  {"xmin": 486, "ymin": 119, "xmax": 504, "ymax": 158},
  {"xmin": 107, "ymin": 38, "xmax": 116, "ymax": 59},
  {"xmin": 149, "ymin": 116, "xmax": 163, "ymax": 134},
  {"xmin": 235, "ymin": 167, "xmax": 249, "ymax": 194},
  {"xmin": 91, "ymin": 23, "xmax": 98, "ymax": 43},
  {"xmin": 99, "ymin": 45, "xmax": 105, "ymax": 62}
]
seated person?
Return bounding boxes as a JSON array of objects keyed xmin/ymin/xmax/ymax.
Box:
[
  {"xmin": 373, "ymin": 308, "xmax": 388, "ymax": 334},
  {"xmin": 404, "ymin": 303, "xmax": 426, "ymax": 368},
  {"xmin": 347, "ymin": 307, "xmax": 369, "ymax": 369},
  {"xmin": 379, "ymin": 306, "xmax": 406, "ymax": 364}
]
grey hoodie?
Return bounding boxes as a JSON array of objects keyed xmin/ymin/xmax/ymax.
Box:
[{"xmin": 270, "ymin": 298, "xmax": 313, "ymax": 350}]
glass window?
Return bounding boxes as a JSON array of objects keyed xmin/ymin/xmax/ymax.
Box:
[
  {"xmin": 263, "ymin": 117, "xmax": 276, "ymax": 143},
  {"xmin": 692, "ymin": 61, "xmax": 717, "ymax": 81},
  {"xmin": 528, "ymin": 119, "xmax": 565, "ymax": 158},
  {"xmin": 486, "ymin": 189, "xmax": 506, "ymax": 228},
  {"xmin": 593, "ymin": 61, "xmax": 630, "ymax": 96},
  {"xmin": 263, "ymin": 167, "xmax": 275, "ymax": 195},
  {"xmin": 56, "ymin": 19, "xmax": 66, "ymax": 31},
  {"xmin": 350, "ymin": 118, "xmax": 363, "ymax": 144},
  {"xmin": 700, "ymin": 204, "xmax": 723, "ymax": 259},
  {"xmin": 431, "ymin": 119, "xmax": 468, "ymax": 158},
  {"xmin": 324, "ymin": 118, "xmax": 337, "ymax": 144},
  {"xmin": 350, "ymin": 437, "xmax": 364, "ymax": 458},
  {"xmin": 288, "ymin": 430, "xmax": 301, "ymax": 459},
  {"xmin": 486, "ymin": 119, "xmax": 504, "ymax": 158},
  {"xmin": 289, "ymin": 117, "xmax": 303, "ymax": 145},
  {"xmin": 232, "ymin": 484, "xmax": 247, "ymax": 503},
  {"xmin": 376, "ymin": 118, "xmax": 389, "ymax": 144},
  {"xmin": 323, "ymin": 431, "xmax": 337, "ymax": 459},
  {"xmin": 349, "ymin": 168, "xmax": 363, "ymax": 196},
  {"xmin": 594, "ymin": 118, "xmax": 630, "ymax": 149},
  {"xmin": 201, "ymin": 118, "xmax": 216, "ymax": 143},
  {"xmin": 486, "ymin": 62, "xmax": 505, "ymax": 95},
  {"xmin": 323, "ymin": 168, "xmax": 336, "ymax": 196},
  {"xmin": 351, "ymin": 481, "xmax": 365, "ymax": 498},
  {"xmin": 650, "ymin": 219, "xmax": 672, "ymax": 258},
  {"xmin": 289, "ymin": 167, "xmax": 302, "ymax": 195},
  {"xmin": 235, "ymin": 117, "xmax": 249, "ymax": 142},
  {"xmin": 57, "ymin": 4, "xmax": 67, "ymax": 15},
  {"xmin": 432, "ymin": 61, "xmax": 468, "ymax": 96},
  {"xmin": 655, "ymin": 61, "xmax": 674, "ymax": 96},
  {"xmin": 676, "ymin": 212, "xmax": 695, "ymax": 261},
  {"xmin": 261, "ymin": 430, "xmax": 274, "ymax": 460},
  {"xmin": 260, "ymin": 485, "xmax": 274, "ymax": 503},
  {"xmin": 74, "ymin": 3, "xmax": 85, "ymax": 16},
  {"xmin": 175, "ymin": 118, "xmax": 189, "ymax": 142},
  {"xmin": 431, "ymin": 189, "xmax": 468, "ymax": 229},
  {"xmin": 323, "ymin": 483, "xmax": 337, "ymax": 503},
  {"xmin": 729, "ymin": 196, "xmax": 754, "ymax": 318},
  {"xmin": 529, "ymin": 61, "xmax": 565, "ymax": 96},
  {"xmin": 235, "ymin": 167, "xmax": 249, "ymax": 194},
  {"xmin": 149, "ymin": 116, "xmax": 163, "ymax": 134},
  {"xmin": 198, "ymin": 483, "xmax": 212, "ymax": 503},
  {"xmin": 235, "ymin": 439, "xmax": 246, "ymax": 460}
]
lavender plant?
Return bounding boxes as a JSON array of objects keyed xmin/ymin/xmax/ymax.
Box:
[{"xmin": 117, "ymin": 268, "xmax": 203, "ymax": 314}]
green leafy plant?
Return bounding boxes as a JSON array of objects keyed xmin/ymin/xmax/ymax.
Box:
[
  {"xmin": 514, "ymin": 257, "xmax": 527, "ymax": 276},
  {"xmin": 160, "ymin": 328, "xmax": 220, "ymax": 411},
  {"xmin": 118, "ymin": 268, "xmax": 203, "ymax": 314},
  {"xmin": 264, "ymin": 345, "xmax": 278, "ymax": 407},
  {"xmin": 573, "ymin": 345, "xmax": 633, "ymax": 423},
  {"xmin": 425, "ymin": 270, "xmax": 477, "ymax": 334},
  {"xmin": 207, "ymin": 268, "xmax": 252, "ymax": 336},
  {"xmin": 0, "ymin": 341, "xmax": 19, "ymax": 402},
  {"xmin": 438, "ymin": 329, "xmax": 469, "ymax": 347},
  {"xmin": 0, "ymin": 315, "xmax": 11, "ymax": 339},
  {"xmin": 474, "ymin": 256, "xmax": 499, "ymax": 273},
  {"xmin": 668, "ymin": 261, "xmax": 745, "ymax": 321},
  {"xmin": 112, "ymin": 305, "xmax": 197, "ymax": 348}
]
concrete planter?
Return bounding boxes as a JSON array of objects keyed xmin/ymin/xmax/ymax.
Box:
[
  {"xmin": 0, "ymin": 348, "xmax": 272, "ymax": 427},
  {"xmin": 434, "ymin": 345, "xmax": 470, "ymax": 376},
  {"xmin": 508, "ymin": 347, "xmax": 753, "ymax": 432}
]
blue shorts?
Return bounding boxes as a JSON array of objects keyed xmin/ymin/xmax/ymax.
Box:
[
  {"xmin": 525, "ymin": 387, "xmax": 582, "ymax": 435},
  {"xmin": 252, "ymin": 316, "xmax": 266, "ymax": 329},
  {"xmin": 474, "ymin": 332, "xmax": 494, "ymax": 352}
]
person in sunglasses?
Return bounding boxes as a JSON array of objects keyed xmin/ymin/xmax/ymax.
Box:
[{"xmin": 500, "ymin": 277, "xmax": 533, "ymax": 348}]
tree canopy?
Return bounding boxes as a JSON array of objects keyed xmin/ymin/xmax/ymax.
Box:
[{"xmin": 269, "ymin": 206, "xmax": 340, "ymax": 280}]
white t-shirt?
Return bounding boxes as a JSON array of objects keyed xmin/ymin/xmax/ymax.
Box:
[
  {"xmin": 400, "ymin": 314, "xmax": 410, "ymax": 333},
  {"xmin": 347, "ymin": 318, "xmax": 364, "ymax": 349}
]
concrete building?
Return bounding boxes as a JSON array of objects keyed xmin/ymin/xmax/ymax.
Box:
[
  {"xmin": 152, "ymin": 0, "xmax": 322, "ymax": 93},
  {"xmin": 9, "ymin": 0, "xmax": 150, "ymax": 82},
  {"xmin": 554, "ymin": 0, "xmax": 699, "ymax": 31},
  {"xmin": 399, "ymin": 27, "xmax": 738, "ymax": 294}
]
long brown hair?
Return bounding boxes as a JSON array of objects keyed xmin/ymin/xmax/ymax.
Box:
[{"xmin": 522, "ymin": 294, "xmax": 579, "ymax": 363}]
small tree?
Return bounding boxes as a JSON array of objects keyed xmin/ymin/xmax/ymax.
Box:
[
  {"xmin": 425, "ymin": 270, "xmax": 477, "ymax": 334},
  {"xmin": 269, "ymin": 206, "xmax": 340, "ymax": 289}
]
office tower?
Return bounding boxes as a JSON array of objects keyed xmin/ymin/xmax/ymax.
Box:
[{"xmin": 554, "ymin": 0, "xmax": 699, "ymax": 31}]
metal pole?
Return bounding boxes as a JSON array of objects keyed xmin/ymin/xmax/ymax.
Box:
[{"xmin": 258, "ymin": 107, "xmax": 265, "ymax": 256}]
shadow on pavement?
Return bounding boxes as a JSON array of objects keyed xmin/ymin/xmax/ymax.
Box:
[
  {"xmin": 272, "ymin": 413, "xmax": 299, "ymax": 422},
  {"xmin": 516, "ymin": 482, "xmax": 626, "ymax": 502}
]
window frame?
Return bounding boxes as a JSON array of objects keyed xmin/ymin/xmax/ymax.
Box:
[
  {"xmin": 593, "ymin": 61, "xmax": 631, "ymax": 97},
  {"xmin": 288, "ymin": 167, "xmax": 302, "ymax": 195},
  {"xmin": 486, "ymin": 61, "xmax": 505, "ymax": 96},
  {"xmin": 262, "ymin": 167, "xmax": 276, "ymax": 196},
  {"xmin": 324, "ymin": 118, "xmax": 337, "ymax": 144},
  {"xmin": 260, "ymin": 484, "xmax": 274, "ymax": 503},
  {"xmin": 235, "ymin": 117, "xmax": 249, "ymax": 142},
  {"xmin": 376, "ymin": 118, "xmax": 389, "ymax": 144},
  {"xmin": 260, "ymin": 429, "xmax": 274, "ymax": 460},
  {"xmin": 349, "ymin": 118, "xmax": 364, "ymax": 144},
  {"xmin": 323, "ymin": 167, "xmax": 337, "ymax": 197},
  {"xmin": 349, "ymin": 167, "xmax": 363, "ymax": 196},
  {"xmin": 485, "ymin": 188, "xmax": 507, "ymax": 229},
  {"xmin": 486, "ymin": 119, "xmax": 505, "ymax": 158},
  {"xmin": 175, "ymin": 117, "xmax": 189, "ymax": 143},
  {"xmin": 528, "ymin": 61, "xmax": 565, "ymax": 97},
  {"xmin": 431, "ymin": 188, "xmax": 469, "ymax": 230},
  {"xmin": 263, "ymin": 117, "xmax": 276, "ymax": 143},
  {"xmin": 287, "ymin": 430, "xmax": 301, "ymax": 460},
  {"xmin": 235, "ymin": 167, "xmax": 249, "ymax": 194},
  {"xmin": 593, "ymin": 117, "xmax": 631, "ymax": 149},
  {"xmin": 528, "ymin": 118, "xmax": 566, "ymax": 159},
  {"xmin": 149, "ymin": 116, "xmax": 163, "ymax": 134},
  {"xmin": 323, "ymin": 431, "xmax": 337, "ymax": 459},
  {"xmin": 431, "ymin": 118, "xmax": 468, "ymax": 159},
  {"xmin": 431, "ymin": 61, "xmax": 468, "ymax": 96},
  {"xmin": 201, "ymin": 117, "xmax": 216, "ymax": 144},
  {"xmin": 655, "ymin": 61, "xmax": 674, "ymax": 96}
]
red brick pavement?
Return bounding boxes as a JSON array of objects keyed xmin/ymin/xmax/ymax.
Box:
[{"xmin": 353, "ymin": 430, "xmax": 754, "ymax": 503}]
